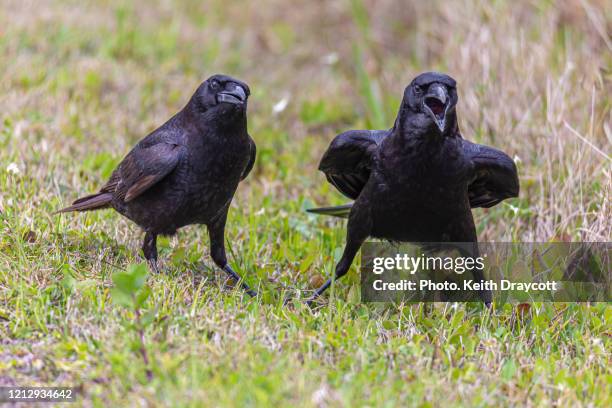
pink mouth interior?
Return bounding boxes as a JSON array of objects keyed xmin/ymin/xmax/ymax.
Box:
[{"xmin": 425, "ymin": 98, "xmax": 445, "ymax": 116}]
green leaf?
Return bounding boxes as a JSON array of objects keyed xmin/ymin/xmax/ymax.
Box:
[
  {"xmin": 60, "ymin": 274, "xmax": 76, "ymax": 293},
  {"xmin": 450, "ymin": 309, "xmax": 466, "ymax": 328},
  {"xmin": 501, "ymin": 359, "xmax": 517, "ymax": 381},
  {"xmin": 112, "ymin": 271, "xmax": 135, "ymax": 294},
  {"xmin": 382, "ymin": 320, "xmax": 395, "ymax": 330},
  {"xmin": 111, "ymin": 288, "xmax": 134, "ymax": 308},
  {"xmin": 113, "ymin": 263, "xmax": 148, "ymax": 295},
  {"xmin": 347, "ymin": 284, "xmax": 360, "ymax": 304},
  {"xmin": 135, "ymin": 286, "xmax": 151, "ymax": 308},
  {"xmin": 171, "ymin": 247, "xmax": 186, "ymax": 266},
  {"xmin": 128, "ymin": 263, "xmax": 148, "ymax": 290}
]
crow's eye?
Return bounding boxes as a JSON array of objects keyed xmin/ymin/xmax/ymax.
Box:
[
  {"xmin": 210, "ymin": 79, "xmax": 220, "ymax": 90},
  {"xmin": 414, "ymin": 85, "xmax": 422, "ymax": 95}
]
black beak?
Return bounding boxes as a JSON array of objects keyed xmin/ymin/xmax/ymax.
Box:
[
  {"xmin": 423, "ymin": 84, "xmax": 449, "ymax": 133},
  {"xmin": 217, "ymin": 84, "xmax": 247, "ymax": 105}
]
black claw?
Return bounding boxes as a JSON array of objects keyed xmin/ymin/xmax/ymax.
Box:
[
  {"xmin": 304, "ymin": 294, "xmax": 322, "ymax": 308},
  {"xmin": 222, "ymin": 265, "xmax": 257, "ymax": 297}
]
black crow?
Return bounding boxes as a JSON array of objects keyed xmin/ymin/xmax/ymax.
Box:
[
  {"xmin": 307, "ymin": 72, "xmax": 519, "ymax": 306},
  {"xmin": 58, "ymin": 74, "xmax": 257, "ymax": 296}
]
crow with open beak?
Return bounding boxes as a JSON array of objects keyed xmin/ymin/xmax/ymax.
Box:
[
  {"xmin": 307, "ymin": 72, "xmax": 519, "ymax": 306},
  {"xmin": 58, "ymin": 74, "xmax": 257, "ymax": 297}
]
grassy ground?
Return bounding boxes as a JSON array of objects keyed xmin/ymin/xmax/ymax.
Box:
[{"xmin": 1, "ymin": 0, "xmax": 611, "ymax": 406}]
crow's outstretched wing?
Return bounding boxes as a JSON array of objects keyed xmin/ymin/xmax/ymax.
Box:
[
  {"xmin": 462, "ymin": 139, "xmax": 519, "ymax": 208},
  {"xmin": 310, "ymin": 133, "xmax": 518, "ymax": 218},
  {"xmin": 103, "ymin": 141, "xmax": 186, "ymax": 202},
  {"xmin": 318, "ymin": 130, "xmax": 387, "ymax": 199}
]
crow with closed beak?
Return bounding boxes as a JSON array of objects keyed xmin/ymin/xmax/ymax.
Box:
[
  {"xmin": 307, "ymin": 72, "xmax": 519, "ymax": 306},
  {"xmin": 58, "ymin": 74, "xmax": 257, "ymax": 296}
]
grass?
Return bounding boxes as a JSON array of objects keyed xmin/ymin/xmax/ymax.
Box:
[{"xmin": 0, "ymin": 0, "xmax": 611, "ymax": 406}]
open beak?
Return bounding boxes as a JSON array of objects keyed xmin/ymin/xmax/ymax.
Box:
[
  {"xmin": 217, "ymin": 84, "xmax": 247, "ymax": 105},
  {"xmin": 423, "ymin": 84, "xmax": 449, "ymax": 133}
]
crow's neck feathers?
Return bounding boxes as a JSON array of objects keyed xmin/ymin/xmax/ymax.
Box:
[{"xmin": 182, "ymin": 100, "xmax": 248, "ymax": 137}]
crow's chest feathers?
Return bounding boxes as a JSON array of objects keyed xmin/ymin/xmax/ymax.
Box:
[
  {"xmin": 187, "ymin": 135, "xmax": 249, "ymax": 180},
  {"xmin": 378, "ymin": 137, "xmax": 469, "ymax": 195}
]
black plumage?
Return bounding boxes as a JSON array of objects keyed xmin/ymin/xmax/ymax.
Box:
[
  {"xmin": 307, "ymin": 72, "xmax": 519, "ymax": 306},
  {"xmin": 58, "ymin": 74, "xmax": 257, "ymax": 296}
]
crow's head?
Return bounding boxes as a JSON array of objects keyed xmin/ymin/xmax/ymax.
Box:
[
  {"xmin": 399, "ymin": 72, "xmax": 458, "ymax": 136},
  {"xmin": 190, "ymin": 74, "xmax": 250, "ymax": 118}
]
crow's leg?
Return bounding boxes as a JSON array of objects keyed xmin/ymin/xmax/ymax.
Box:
[
  {"xmin": 465, "ymin": 242, "xmax": 492, "ymax": 308},
  {"xmin": 306, "ymin": 209, "xmax": 369, "ymax": 306},
  {"xmin": 142, "ymin": 232, "xmax": 159, "ymax": 274},
  {"xmin": 208, "ymin": 210, "xmax": 257, "ymax": 297},
  {"xmin": 454, "ymin": 241, "xmax": 492, "ymax": 308},
  {"xmin": 447, "ymin": 217, "xmax": 491, "ymax": 308}
]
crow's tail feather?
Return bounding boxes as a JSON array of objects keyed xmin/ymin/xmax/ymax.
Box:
[
  {"xmin": 306, "ymin": 203, "xmax": 352, "ymax": 218},
  {"xmin": 55, "ymin": 192, "xmax": 113, "ymax": 214}
]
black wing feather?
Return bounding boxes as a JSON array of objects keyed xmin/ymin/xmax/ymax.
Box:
[
  {"xmin": 106, "ymin": 142, "xmax": 185, "ymax": 202},
  {"xmin": 241, "ymin": 136, "xmax": 256, "ymax": 180},
  {"xmin": 462, "ymin": 139, "xmax": 519, "ymax": 208},
  {"xmin": 319, "ymin": 130, "xmax": 387, "ymax": 199}
]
